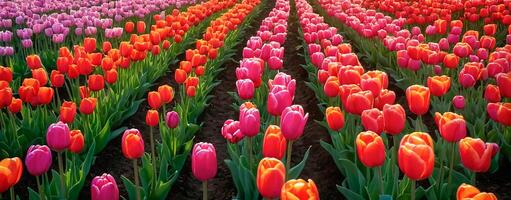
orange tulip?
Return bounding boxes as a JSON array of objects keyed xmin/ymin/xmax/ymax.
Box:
[
  {"xmin": 137, "ymin": 21, "xmax": 146, "ymax": 34},
  {"xmin": 26, "ymin": 54, "xmax": 43, "ymax": 69},
  {"xmin": 69, "ymin": 130, "xmax": 84, "ymax": 154},
  {"xmin": 80, "ymin": 97, "xmax": 97, "ymax": 115},
  {"xmin": 125, "ymin": 21, "xmax": 135, "ymax": 33},
  {"xmin": 88, "ymin": 74, "xmax": 105, "ymax": 92},
  {"xmin": 146, "ymin": 109, "xmax": 159, "ymax": 127},
  {"xmin": 0, "ymin": 66, "xmax": 13, "ymax": 83},
  {"xmin": 373, "ymin": 89, "xmax": 396, "ymax": 110},
  {"xmin": 443, "ymin": 53, "xmax": 460, "ymax": 69},
  {"xmin": 158, "ymin": 85, "xmax": 174, "ymax": 104},
  {"xmin": 256, "ymin": 158, "xmax": 286, "ymax": 198},
  {"xmin": 360, "ymin": 70, "xmax": 388, "ymax": 97},
  {"xmin": 325, "ymin": 106, "xmax": 345, "ymax": 131},
  {"xmin": 50, "ymin": 70, "xmax": 65, "ymax": 88},
  {"xmin": 356, "ymin": 131, "xmax": 385, "ymax": 167},
  {"xmin": 84, "ymin": 37, "xmax": 97, "ymax": 53},
  {"xmin": 32, "ymin": 68, "xmax": 48, "ymax": 86},
  {"xmin": 457, "ymin": 183, "xmax": 497, "ymax": 200},
  {"xmin": 121, "ymin": 129, "xmax": 145, "ymax": 159},
  {"xmin": 434, "ymin": 112, "xmax": 466, "ymax": 142},
  {"xmin": 323, "ymin": 76, "xmax": 339, "ymax": 97},
  {"xmin": 406, "ymin": 85, "xmax": 430, "ymax": 116},
  {"xmin": 0, "ymin": 157, "xmax": 23, "ymax": 193},
  {"xmin": 175, "ymin": 69, "xmax": 187, "ymax": 84},
  {"xmin": 37, "ymin": 87, "xmax": 54, "ymax": 105},
  {"xmin": 8, "ymin": 98, "xmax": 22, "ymax": 113},
  {"xmin": 281, "ymin": 179, "xmax": 319, "ymax": 200},
  {"xmin": 398, "ymin": 132, "xmax": 434, "ymax": 180},
  {"xmin": 0, "ymin": 86, "xmax": 13, "ymax": 109},
  {"xmin": 459, "ymin": 137, "xmax": 498, "ymax": 172},
  {"xmin": 345, "ymin": 90, "xmax": 374, "ymax": 115},
  {"xmin": 262, "ymin": 125, "xmax": 286, "ymax": 159},
  {"xmin": 60, "ymin": 101, "xmax": 77, "ymax": 123},
  {"xmin": 382, "ymin": 104, "xmax": 406, "ymax": 135},
  {"xmin": 147, "ymin": 91, "xmax": 162, "ymax": 110},
  {"xmin": 105, "ymin": 69, "xmax": 118, "ymax": 85},
  {"xmin": 427, "ymin": 76, "xmax": 451, "ymax": 97},
  {"xmin": 361, "ymin": 108, "xmax": 384, "ymax": 134}
]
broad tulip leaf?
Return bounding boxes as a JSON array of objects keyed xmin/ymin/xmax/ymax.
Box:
[
  {"xmin": 289, "ymin": 146, "xmax": 311, "ymax": 179},
  {"xmin": 337, "ymin": 185, "xmax": 365, "ymax": 200}
]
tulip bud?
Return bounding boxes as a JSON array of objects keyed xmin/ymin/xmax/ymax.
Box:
[
  {"xmin": 121, "ymin": 129, "xmax": 144, "ymax": 159},
  {"xmin": 158, "ymin": 85, "xmax": 174, "ymax": 104},
  {"xmin": 496, "ymin": 103, "xmax": 511, "ymax": 126},
  {"xmin": 165, "ymin": 111, "xmax": 180, "ymax": 128},
  {"xmin": 0, "ymin": 66, "xmax": 13, "ymax": 83},
  {"xmin": 80, "ymin": 97, "xmax": 97, "ymax": 115},
  {"xmin": 8, "ymin": 98, "xmax": 22, "ymax": 113},
  {"xmin": 325, "ymin": 107, "xmax": 344, "ymax": 131},
  {"xmin": 46, "ymin": 121, "xmax": 71, "ymax": 152},
  {"xmin": 452, "ymin": 95, "xmax": 465, "ymax": 109},
  {"xmin": 192, "ymin": 142, "xmax": 217, "ymax": 181},
  {"xmin": 69, "ymin": 130, "xmax": 85, "ymax": 154},
  {"xmin": 262, "ymin": 125, "xmax": 286, "ymax": 159},
  {"xmin": 373, "ymin": 89, "xmax": 396, "ymax": 110},
  {"xmin": 281, "ymin": 179, "xmax": 319, "ymax": 200},
  {"xmin": 267, "ymin": 86, "xmax": 293, "ymax": 116},
  {"xmin": 406, "ymin": 85, "xmax": 430, "ymax": 116},
  {"xmin": 257, "ymin": 158, "xmax": 285, "ymax": 198},
  {"xmin": 239, "ymin": 102, "xmax": 260, "ymax": 137},
  {"xmin": 382, "ymin": 104, "xmax": 406, "ymax": 135},
  {"xmin": 484, "ymin": 84, "xmax": 501, "ymax": 103},
  {"xmin": 280, "ymin": 105, "xmax": 308, "ymax": 140},
  {"xmin": 427, "ymin": 76, "xmax": 451, "ymax": 97},
  {"xmin": 91, "ymin": 173, "xmax": 119, "ymax": 200},
  {"xmin": 50, "ymin": 70, "xmax": 65, "ymax": 88},
  {"xmin": 356, "ymin": 131, "xmax": 385, "ymax": 167},
  {"xmin": 236, "ymin": 79, "xmax": 255, "ymax": 100},
  {"xmin": 146, "ymin": 109, "xmax": 159, "ymax": 127},
  {"xmin": 88, "ymin": 74, "xmax": 105, "ymax": 92},
  {"xmin": 25, "ymin": 145, "xmax": 52, "ymax": 176},
  {"xmin": 345, "ymin": 90, "xmax": 374, "ymax": 115},
  {"xmin": 60, "ymin": 101, "xmax": 77, "ymax": 123},
  {"xmin": 496, "ymin": 73, "xmax": 511, "ymax": 98}
]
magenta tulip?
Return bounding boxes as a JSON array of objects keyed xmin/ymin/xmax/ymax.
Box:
[
  {"xmin": 221, "ymin": 119, "xmax": 244, "ymax": 144},
  {"xmin": 452, "ymin": 95, "xmax": 465, "ymax": 109},
  {"xmin": 280, "ymin": 105, "xmax": 309, "ymax": 140},
  {"xmin": 239, "ymin": 102, "xmax": 261, "ymax": 137},
  {"xmin": 267, "ymin": 85, "xmax": 293, "ymax": 116},
  {"xmin": 25, "ymin": 145, "xmax": 52, "ymax": 176},
  {"xmin": 192, "ymin": 142, "xmax": 217, "ymax": 181},
  {"xmin": 46, "ymin": 121, "xmax": 70, "ymax": 152},
  {"xmin": 236, "ymin": 79, "xmax": 255, "ymax": 100},
  {"xmin": 91, "ymin": 173, "xmax": 119, "ymax": 200},
  {"xmin": 165, "ymin": 111, "xmax": 180, "ymax": 128}
]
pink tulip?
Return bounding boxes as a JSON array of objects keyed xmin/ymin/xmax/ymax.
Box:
[
  {"xmin": 91, "ymin": 173, "xmax": 119, "ymax": 200},
  {"xmin": 246, "ymin": 36, "xmax": 262, "ymax": 50},
  {"xmin": 46, "ymin": 121, "xmax": 70, "ymax": 152},
  {"xmin": 221, "ymin": 119, "xmax": 244, "ymax": 143},
  {"xmin": 311, "ymin": 52, "xmax": 324, "ymax": 68},
  {"xmin": 280, "ymin": 105, "xmax": 309, "ymax": 140},
  {"xmin": 236, "ymin": 79, "xmax": 255, "ymax": 100},
  {"xmin": 165, "ymin": 111, "xmax": 180, "ymax": 128},
  {"xmin": 192, "ymin": 142, "xmax": 217, "ymax": 181},
  {"xmin": 452, "ymin": 95, "xmax": 465, "ymax": 109},
  {"xmin": 25, "ymin": 145, "xmax": 52, "ymax": 176},
  {"xmin": 269, "ymin": 72, "xmax": 296, "ymax": 96},
  {"xmin": 236, "ymin": 58, "xmax": 263, "ymax": 86},
  {"xmin": 239, "ymin": 103, "xmax": 260, "ymax": 137},
  {"xmin": 267, "ymin": 85, "xmax": 293, "ymax": 116},
  {"xmin": 268, "ymin": 56, "xmax": 283, "ymax": 70}
]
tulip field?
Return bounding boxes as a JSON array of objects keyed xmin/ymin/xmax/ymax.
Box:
[{"xmin": 2, "ymin": 0, "xmax": 511, "ymax": 199}]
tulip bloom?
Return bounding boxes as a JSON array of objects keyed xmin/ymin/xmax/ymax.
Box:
[
  {"xmin": 121, "ymin": 129, "xmax": 144, "ymax": 159},
  {"xmin": 67, "ymin": 130, "xmax": 84, "ymax": 154},
  {"xmin": 345, "ymin": 90, "xmax": 374, "ymax": 115},
  {"xmin": 459, "ymin": 137, "xmax": 498, "ymax": 172},
  {"xmin": 267, "ymin": 85, "xmax": 293, "ymax": 116},
  {"xmin": 256, "ymin": 158, "xmax": 286, "ymax": 198},
  {"xmin": 496, "ymin": 73, "xmax": 511, "ymax": 98},
  {"xmin": 427, "ymin": 76, "xmax": 451, "ymax": 97},
  {"xmin": 398, "ymin": 132, "xmax": 434, "ymax": 180},
  {"xmin": 158, "ymin": 85, "xmax": 174, "ymax": 104},
  {"xmin": 452, "ymin": 95, "xmax": 465, "ymax": 110},
  {"xmin": 146, "ymin": 109, "xmax": 159, "ymax": 127},
  {"xmin": 147, "ymin": 91, "xmax": 162, "ymax": 110},
  {"xmin": 281, "ymin": 179, "xmax": 319, "ymax": 200},
  {"xmin": 26, "ymin": 54, "xmax": 43, "ymax": 69},
  {"xmin": 239, "ymin": 102, "xmax": 260, "ymax": 137},
  {"xmin": 496, "ymin": 103, "xmax": 511, "ymax": 126},
  {"xmin": 0, "ymin": 66, "xmax": 13, "ymax": 83},
  {"xmin": 236, "ymin": 79, "xmax": 255, "ymax": 100},
  {"xmin": 356, "ymin": 131, "xmax": 385, "ymax": 167},
  {"xmin": 32, "ymin": 68, "xmax": 48, "ymax": 86},
  {"xmin": 484, "ymin": 84, "xmax": 501, "ymax": 103},
  {"xmin": 280, "ymin": 105, "xmax": 308, "ymax": 141},
  {"xmin": 25, "ymin": 145, "xmax": 52, "ymax": 176},
  {"xmin": 443, "ymin": 54, "xmax": 460, "ymax": 69},
  {"xmin": 88, "ymin": 74, "xmax": 105, "ymax": 92},
  {"xmin": 37, "ymin": 87, "xmax": 54, "ymax": 105},
  {"xmin": 325, "ymin": 106, "xmax": 344, "ymax": 131},
  {"xmin": 91, "ymin": 173, "xmax": 119, "ymax": 200},
  {"xmin": 8, "ymin": 98, "xmax": 22, "ymax": 113},
  {"xmin": 84, "ymin": 37, "xmax": 97, "ymax": 53},
  {"xmin": 262, "ymin": 125, "xmax": 287, "ymax": 159},
  {"xmin": 46, "ymin": 121, "xmax": 71, "ymax": 152},
  {"xmin": 192, "ymin": 142, "xmax": 217, "ymax": 181},
  {"xmin": 361, "ymin": 108, "xmax": 385, "ymax": 134},
  {"xmin": 406, "ymin": 85, "xmax": 430, "ymax": 116},
  {"xmin": 165, "ymin": 111, "xmax": 180, "ymax": 129},
  {"xmin": 60, "ymin": 101, "xmax": 77, "ymax": 123},
  {"xmin": 360, "ymin": 70, "xmax": 388, "ymax": 97},
  {"xmin": 80, "ymin": 97, "xmax": 97, "ymax": 115},
  {"xmin": 434, "ymin": 112, "xmax": 466, "ymax": 142},
  {"xmin": 457, "ymin": 183, "xmax": 497, "ymax": 200},
  {"xmin": 50, "ymin": 70, "xmax": 65, "ymax": 88},
  {"xmin": 221, "ymin": 119, "xmax": 244, "ymax": 144},
  {"xmin": 0, "ymin": 157, "xmax": 23, "ymax": 193},
  {"xmin": 373, "ymin": 89, "xmax": 396, "ymax": 110},
  {"xmin": 382, "ymin": 104, "xmax": 406, "ymax": 135}
]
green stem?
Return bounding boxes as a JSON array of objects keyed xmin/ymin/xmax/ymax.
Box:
[
  {"xmin": 203, "ymin": 180, "xmax": 208, "ymax": 200},
  {"xmin": 471, "ymin": 172, "xmax": 476, "ymax": 185},
  {"xmin": 36, "ymin": 176, "xmax": 44, "ymax": 200},
  {"xmin": 378, "ymin": 166, "xmax": 384, "ymax": 195},
  {"xmin": 286, "ymin": 140, "xmax": 294, "ymax": 180},
  {"xmin": 437, "ymin": 141, "xmax": 446, "ymax": 190},
  {"xmin": 248, "ymin": 137, "xmax": 253, "ymax": 170},
  {"xmin": 133, "ymin": 159, "xmax": 141, "ymax": 200},
  {"xmin": 9, "ymin": 187, "xmax": 14, "ymax": 200},
  {"xmin": 447, "ymin": 142, "xmax": 455, "ymax": 187},
  {"xmin": 150, "ymin": 126, "xmax": 157, "ymax": 180},
  {"xmin": 57, "ymin": 152, "xmax": 66, "ymax": 199},
  {"xmin": 393, "ymin": 136, "xmax": 399, "ymax": 196},
  {"xmin": 411, "ymin": 179, "xmax": 416, "ymax": 200}
]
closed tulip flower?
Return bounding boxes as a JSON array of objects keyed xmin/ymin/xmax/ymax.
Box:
[
  {"xmin": 25, "ymin": 145, "xmax": 52, "ymax": 176},
  {"xmin": 0, "ymin": 157, "xmax": 23, "ymax": 193},
  {"xmin": 281, "ymin": 179, "xmax": 319, "ymax": 200},
  {"xmin": 382, "ymin": 104, "xmax": 406, "ymax": 135},
  {"xmin": 146, "ymin": 110, "xmax": 159, "ymax": 127},
  {"xmin": 84, "ymin": 37, "xmax": 97, "ymax": 53},
  {"xmin": 158, "ymin": 85, "xmax": 174, "ymax": 104},
  {"xmin": 459, "ymin": 137, "xmax": 498, "ymax": 172},
  {"xmin": 88, "ymin": 74, "xmax": 105, "ymax": 92},
  {"xmin": 60, "ymin": 101, "xmax": 77, "ymax": 123},
  {"xmin": 8, "ymin": 98, "xmax": 22, "ymax": 113},
  {"xmin": 452, "ymin": 95, "xmax": 465, "ymax": 109},
  {"xmin": 0, "ymin": 86, "xmax": 12, "ymax": 109},
  {"xmin": 323, "ymin": 76, "xmax": 340, "ymax": 97},
  {"xmin": 105, "ymin": 69, "xmax": 118, "ymax": 85},
  {"xmin": 267, "ymin": 86, "xmax": 293, "ymax": 116},
  {"xmin": 398, "ymin": 132, "xmax": 434, "ymax": 180},
  {"xmin": 147, "ymin": 91, "xmax": 162, "ymax": 110},
  {"xmin": 427, "ymin": 76, "xmax": 451, "ymax": 97},
  {"xmin": 346, "ymin": 90, "xmax": 374, "ymax": 115},
  {"xmin": 361, "ymin": 108, "xmax": 385, "ymax": 134},
  {"xmin": 257, "ymin": 158, "xmax": 286, "ymax": 198},
  {"xmin": 165, "ymin": 111, "xmax": 180, "ymax": 129},
  {"xmin": 484, "ymin": 84, "xmax": 501, "ymax": 103},
  {"xmin": 457, "ymin": 183, "xmax": 497, "ymax": 200},
  {"xmin": 69, "ymin": 130, "xmax": 85, "ymax": 154},
  {"xmin": 281, "ymin": 105, "xmax": 308, "ymax": 140},
  {"xmin": 434, "ymin": 112, "xmax": 466, "ymax": 142},
  {"xmin": 121, "ymin": 129, "xmax": 144, "ymax": 159},
  {"xmin": 32, "ymin": 68, "xmax": 48, "ymax": 86},
  {"xmin": 46, "ymin": 121, "xmax": 70, "ymax": 151},
  {"xmin": 236, "ymin": 79, "xmax": 255, "ymax": 100},
  {"xmin": 50, "ymin": 70, "xmax": 65, "ymax": 88},
  {"xmin": 80, "ymin": 97, "xmax": 97, "ymax": 115},
  {"xmin": 496, "ymin": 103, "xmax": 511, "ymax": 126},
  {"xmin": 325, "ymin": 106, "xmax": 345, "ymax": 131},
  {"xmin": 453, "ymin": 42, "xmax": 472, "ymax": 58},
  {"xmin": 443, "ymin": 54, "xmax": 460, "ymax": 69},
  {"xmin": 0, "ymin": 66, "xmax": 13, "ymax": 82},
  {"xmin": 496, "ymin": 73, "xmax": 511, "ymax": 98},
  {"xmin": 26, "ymin": 54, "xmax": 43, "ymax": 69},
  {"xmin": 221, "ymin": 119, "xmax": 244, "ymax": 144},
  {"xmin": 262, "ymin": 125, "xmax": 287, "ymax": 159},
  {"xmin": 239, "ymin": 102, "xmax": 260, "ymax": 137},
  {"xmin": 373, "ymin": 89, "xmax": 396, "ymax": 110},
  {"xmin": 406, "ymin": 85, "xmax": 430, "ymax": 116},
  {"xmin": 91, "ymin": 173, "xmax": 119, "ymax": 200},
  {"xmin": 192, "ymin": 142, "xmax": 217, "ymax": 181},
  {"xmin": 356, "ymin": 131, "xmax": 385, "ymax": 167},
  {"xmin": 37, "ymin": 87, "xmax": 54, "ymax": 105}
]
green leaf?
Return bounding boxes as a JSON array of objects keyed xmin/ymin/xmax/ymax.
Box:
[
  {"xmin": 288, "ymin": 146, "xmax": 311, "ymax": 179},
  {"xmin": 337, "ymin": 185, "xmax": 365, "ymax": 200}
]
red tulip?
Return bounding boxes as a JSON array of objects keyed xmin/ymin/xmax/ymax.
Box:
[
  {"xmin": 459, "ymin": 137, "xmax": 498, "ymax": 172},
  {"xmin": 60, "ymin": 101, "xmax": 77, "ymax": 123},
  {"xmin": 496, "ymin": 73, "xmax": 511, "ymax": 98},
  {"xmin": 262, "ymin": 125, "xmax": 286, "ymax": 159},
  {"xmin": 361, "ymin": 108, "xmax": 384, "ymax": 134},
  {"xmin": 360, "ymin": 70, "xmax": 388, "ymax": 97},
  {"xmin": 0, "ymin": 86, "xmax": 13, "ymax": 109},
  {"xmin": 50, "ymin": 70, "xmax": 65, "ymax": 88},
  {"xmin": 145, "ymin": 109, "xmax": 159, "ymax": 127},
  {"xmin": 382, "ymin": 104, "xmax": 406, "ymax": 135},
  {"xmin": 147, "ymin": 91, "xmax": 162, "ymax": 110},
  {"xmin": 37, "ymin": 87, "xmax": 54, "ymax": 105},
  {"xmin": 84, "ymin": 38, "xmax": 97, "ymax": 53},
  {"xmin": 8, "ymin": 98, "xmax": 22, "ymax": 113},
  {"xmin": 88, "ymin": 74, "xmax": 105, "ymax": 92},
  {"xmin": 443, "ymin": 53, "xmax": 460, "ymax": 69},
  {"xmin": 158, "ymin": 85, "xmax": 174, "ymax": 104},
  {"xmin": 434, "ymin": 112, "xmax": 466, "ymax": 142},
  {"xmin": 121, "ymin": 129, "xmax": 144, "ymax": 159},
  {"xmin": 406, "ymin": 85, "xmax": 430, "ymax": 116},
  {"xmin": 356, "ymin": 131, "xmax": 385, "ymax": 167},
  {"xmin": 26, "ymin": 55, "xmax": 43, "ymax": 69},
  {"xmin": 484, "ymin": 84, "xmax": 501, "ymax": 103},
  {"xmin": 373, "ymin": 89, "xmax": 396, "ymax": 110},
  {"xmin": 398, "ymin": 132, "xmax": 434, "ymax": 180},
  {"xmin": 80, "ymin": 97, "xmax": 97, "ymax": 115},
  {"xmin": 69, "ymin": 130, "xmax": 84, "ymax": 154},
  {"xmin": 345, "ymin": 90, "xmax": 374, "ymax": 115},
  {"xmin": 0, "ymin": 66, "xmax": 13, "ymax": 83},
  {"xmin": 32, "ymin": 68, "xmax": 48, "ymax": 86}
]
